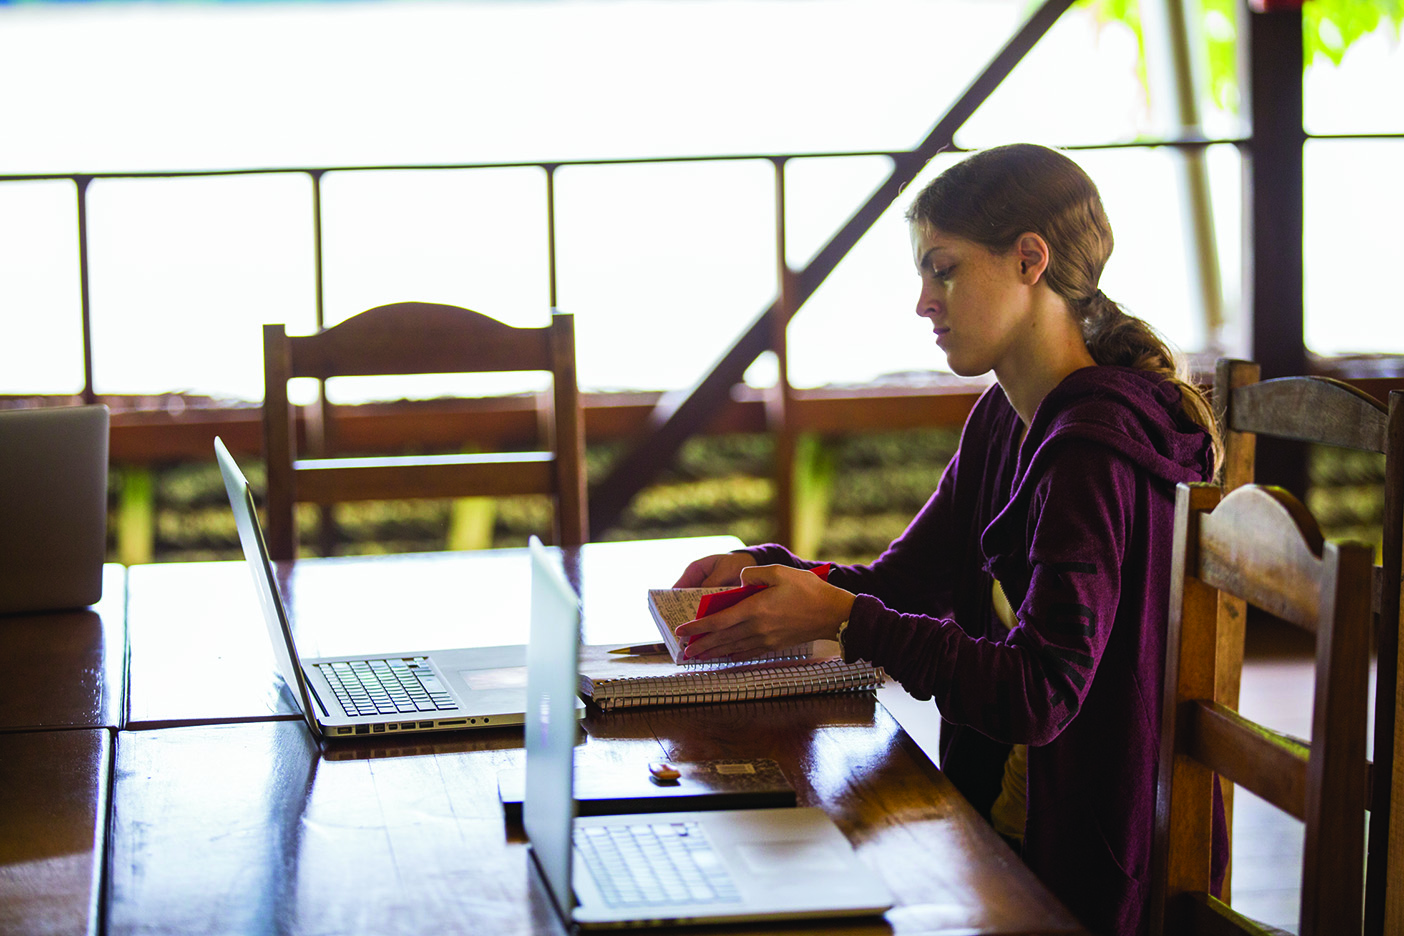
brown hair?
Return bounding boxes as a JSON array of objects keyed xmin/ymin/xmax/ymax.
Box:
[{"xmin": 905, "ymin": 143, "xmax": 1220, "ymax": 469}]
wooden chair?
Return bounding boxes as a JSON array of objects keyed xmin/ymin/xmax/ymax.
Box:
[
  {"xmin": 1151, "ymin": 482, "xmax": 1374, "ymax": 936},
  {"xmin": 1214, "ymin": 359, "xmax": 1403, "ymax": 932},
  {"xmin": 262, "ymin": 302, "xmax": 587, "ymax": 560}
]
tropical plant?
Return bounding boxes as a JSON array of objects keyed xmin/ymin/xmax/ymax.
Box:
[{"xmin": 1078, "ymin": 0, "xmax": 1404, "ymax": 112}]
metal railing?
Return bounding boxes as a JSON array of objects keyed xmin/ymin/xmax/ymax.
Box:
[{"xmin": 5, "ymin": 0, "xmax": 1399, "ymax": 545}]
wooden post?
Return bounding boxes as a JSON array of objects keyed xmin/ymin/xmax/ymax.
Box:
[{"xmin": 1243, "ymin": 3, "xmax": 1308, "ymax": 497}]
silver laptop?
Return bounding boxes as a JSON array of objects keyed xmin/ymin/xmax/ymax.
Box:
[
  {"xmin": 523, "ymin": 536, "xmax": 893, "ymax": 929},
  {"xmin": 0, "ymin": 405, "xmax": 109, "ymax": 615},
  {"xmin": 216, "ymin": 436, "xmax": 533, "ymax": 740}
]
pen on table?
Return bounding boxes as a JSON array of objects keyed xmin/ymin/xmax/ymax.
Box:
[{"xmin": 608, "ymin": 642, "xmax": 669, "ymax": 655}]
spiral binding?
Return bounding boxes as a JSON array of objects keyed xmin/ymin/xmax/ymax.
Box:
[{"xmin": 586, "ymin": 658, "xmax": 885, "ymax": 712}]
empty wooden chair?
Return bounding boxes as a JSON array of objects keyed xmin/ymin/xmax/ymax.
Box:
[
  {"xmin": 1214, "ymin": 358, "xmax": 1402, "ymax": 932},
  {"xmin": 262, "ymin": 302, "xmax": 587, "ymax": 560},
  {"xmin": 1151, "ymin": 482, "xmax": 1373, "ymax": 936}
]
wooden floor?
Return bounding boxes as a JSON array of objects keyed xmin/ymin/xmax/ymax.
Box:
[
  {"xmin": 1230, "ymin": 620, "xmax": 1379, "ymax": 934},
  {"xmin": 878, "ymin": 620, "xmax": 1366, "ymax": 936}
]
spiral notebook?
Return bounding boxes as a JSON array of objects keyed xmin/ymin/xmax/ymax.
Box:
[{"xmin": 578, "ymin": 642, "xmax": 883, "ymax": 712}]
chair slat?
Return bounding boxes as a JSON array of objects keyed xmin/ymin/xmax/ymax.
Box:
[
  {"xmin": 1176, "ymin": 893, "xmax": 1286, "ymax": 936},
  {"xmin": 289, "ymin": 303, "xmax": 552, "ymax": 379},
  {"xmin": 294, "ymin": 455, "xmax": 556, "ymax": 504},
  {"xmin": 1196, "ymin": 485, "xmax": 1324, "ymax": 632},
  {"xmin": 1186, "ymin": 700, "xmax": 1308, "ymax": 822},
  {"xmin": 1231, "ymin": 377, "xmax": 1387, "ymax": 452}
]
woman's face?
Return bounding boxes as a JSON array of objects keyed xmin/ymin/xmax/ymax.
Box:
[{"xmin": 910, "ymin": 224, "xmax": 1034, "ymax": 378}]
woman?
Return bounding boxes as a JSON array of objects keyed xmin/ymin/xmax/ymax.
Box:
[{"xmin": 672, "ymin": 143, "xmax": 1225, "ymax": 936}]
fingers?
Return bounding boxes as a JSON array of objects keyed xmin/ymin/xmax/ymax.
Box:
[
  {"xmin": 672, "ymin": 558, "xmax": 712, "ymax": 588},
  {"xmin": 679, "ymin": 622, "xmax": 766, "ymax": 661},
  {"xmin": 674, "ymin": 605, "xmax": 744, "ymax": 660},
  {"xmin": 675, "ymin": 552, "xmax": 759, "ymax": 588},
  {"xmin": 672, "ymin": 553, "xmax": 748, "ymax": 587}
]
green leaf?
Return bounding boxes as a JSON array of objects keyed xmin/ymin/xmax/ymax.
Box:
[{"xmin": 1073, "ymin": 0, "xmax": 1404, "ymax": 116}]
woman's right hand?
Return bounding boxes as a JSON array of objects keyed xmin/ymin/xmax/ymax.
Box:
[{"xmin": 672, "ymin": 552, "xmax": 757, "ymax": 588}]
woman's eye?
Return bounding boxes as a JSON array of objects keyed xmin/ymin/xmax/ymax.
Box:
[{"xmin": 932, "ymin": 265, "xmax": 954, "ymax": 282}]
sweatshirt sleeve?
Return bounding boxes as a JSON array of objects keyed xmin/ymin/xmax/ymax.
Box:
[{"xmin": 839, "ymin": 439, "xmax": 1136, "ymax": 746}]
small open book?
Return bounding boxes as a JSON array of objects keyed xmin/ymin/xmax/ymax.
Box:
[{"xmin": 646, "ymin": 564, "xmax": 832, "ymax": 665}]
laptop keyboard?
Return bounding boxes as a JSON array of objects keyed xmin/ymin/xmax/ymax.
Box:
[
  {"xmin": 317, "ymin": 657, "xmax": 457, "ymax": 717},
  {"xmin": 575, "ymin": 821, "xmax": 742, "ymax": 908}
]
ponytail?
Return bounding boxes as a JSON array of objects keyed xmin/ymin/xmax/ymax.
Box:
[{"xmin": 1080, "ymin": 291, "xmax": 1222, "ymax": 476}]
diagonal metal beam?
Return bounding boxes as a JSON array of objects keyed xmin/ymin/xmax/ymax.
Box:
[{"xmin": 589, "ymin": 0, "xmax": 1077, "ymax": 535}]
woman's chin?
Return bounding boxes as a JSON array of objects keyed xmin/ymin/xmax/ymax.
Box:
[{"xmin": 941, "ymin": 353, "xmax": 990, "ymax": 379}]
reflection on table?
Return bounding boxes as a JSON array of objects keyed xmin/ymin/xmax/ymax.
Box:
[{"xmin": 2, "ymin": 537, "xmax": 1087, "ymax": 935}]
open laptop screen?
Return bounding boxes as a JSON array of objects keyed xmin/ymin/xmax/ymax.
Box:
[{"xmin": 214, "ymin": 437, "xmax": 323, "ymax": 738}]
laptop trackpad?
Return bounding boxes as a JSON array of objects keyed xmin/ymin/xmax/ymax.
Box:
[
  {"xmin": 735, "ymin": 840, "xmax": 848, "ymax": 875},
  {"xmin": 460, "ymin": 667, "xmax": 527, "ymax": 691}
]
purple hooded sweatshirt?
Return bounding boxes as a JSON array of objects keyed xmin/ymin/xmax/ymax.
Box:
[{"xmin": 744, "ymin": 366, "xmax": 1223, "ymax": 936}]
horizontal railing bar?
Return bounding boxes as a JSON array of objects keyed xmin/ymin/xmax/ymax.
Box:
[
  {"xmin": 5, "ymin": 369, "xmax": 1398, "ymax": 466},
  {"xmin": 0, "ymin": 136, "xmax": 1254, "ymax": 184},
  {"xmin": 1306, "ymin": 132, "xmax": 1404, "ymax": 141}
]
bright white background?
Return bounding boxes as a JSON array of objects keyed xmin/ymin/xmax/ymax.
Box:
[{"xmin": 0, "ymin": 0, "xmax": 1399, "ymax": 399}]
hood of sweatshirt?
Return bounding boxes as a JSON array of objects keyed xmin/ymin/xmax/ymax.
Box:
[{"xmin": 980, "ymin": 365, "xmax": 1214, "ymax": 575}]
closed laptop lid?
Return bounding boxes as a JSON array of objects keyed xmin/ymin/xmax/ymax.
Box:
[
  {"xmin": 523, "ymin": 535, "xmax": 582, "ymax": 922},
  {"xmin": 0, "ymin": 405, "xmax": 109, "ymax": 614}
]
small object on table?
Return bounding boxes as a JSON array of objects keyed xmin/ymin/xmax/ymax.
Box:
[
  {"xmin": 608, "ymin": 642, "xmax": 669, "ymax": 656},
  {"xmin": 649, "ymin": 761, "xmax": 681, "ymax": 784}
]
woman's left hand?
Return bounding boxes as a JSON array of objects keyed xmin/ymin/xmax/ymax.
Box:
[{"xmin": 672, "ymin": 564, "xmax": 856, "ymax": 661}]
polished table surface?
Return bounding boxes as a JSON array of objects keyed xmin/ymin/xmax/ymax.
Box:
[
  {"xmin": 0, "ymin": 564, "xmax": 126, "ymax": 731},
  {"xmin": 124, "ymin": 536, "xmax": 746, "ymax": 729},
  {"xmin": 0, "ymin": 729, "xmax": 110, "ymax": 936},
  {"xmin": 110, "ymin": 539, "xmax": 1087, "ymax": 935}
]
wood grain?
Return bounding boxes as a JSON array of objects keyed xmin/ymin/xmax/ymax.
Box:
[
  {"xmin": 0, "ymin": 729, "xmax": 110, "ymax": 936},
  {"xmin": 108, "ymin": 706, "xmax": 1084, "ymax": 935}
]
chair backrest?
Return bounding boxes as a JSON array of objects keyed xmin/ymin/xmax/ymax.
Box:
[
  {"xmin": 1151, "ymin": 482, "xmax": 1374, "ymax": 936},
  {"xmin": 262, "ymin": 302, "xmax": 587, "ymax": 560},
  {"xmin": 1214, "ymin": 358, "xmax": 1403, "ymax": 933}
]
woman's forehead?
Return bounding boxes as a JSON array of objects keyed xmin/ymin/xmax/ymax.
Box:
[{"xmin": 910, "ymin": 224, "xmax": 965, "ymax": 255}]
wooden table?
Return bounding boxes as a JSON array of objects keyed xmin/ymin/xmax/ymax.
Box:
[
  {"xmin": 124, "ymin": 537, "xmax": 745, "ymax": 729},
  {"xmin": 0, "ymin": 564, "xmax": 126, "ymax": 731},
  {"xmin": 107, "ymin": 539, "xmax": 1086, "ymax": 935},
  {"xmin": 0, "ymin": 729, "xmax": 110, "ymax": 936}
]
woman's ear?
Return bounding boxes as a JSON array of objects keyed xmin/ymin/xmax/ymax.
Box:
[{"xmin": 1015, "ymin": 232, "xmax": 1050, "ymax": 285}]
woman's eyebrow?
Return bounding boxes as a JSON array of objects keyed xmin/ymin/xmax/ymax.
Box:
[{"xmin": 917, "ymin": 246, "xmax": 952, "ymax": 268}]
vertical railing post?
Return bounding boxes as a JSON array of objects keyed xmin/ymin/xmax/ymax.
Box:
[
  {"xmin": 1243, "ymin": 2, "xmax": 1307, "ymax": 498},
  {"xmin": 308, "ymin": 169, "xmax": 335, "ymax": 555},
  {"xmin": 310, "ymin": 169, "xmax": 327, "ymax": 332},
  {"xmin": 74, "ymin": 175, "xmax": 96, "ymax": 405},
  {"xmin": 544, "ymin": 164, "xmax": 559, "ymax": 309},
  {"xmin": 770, "ymin": 157, "xmax": 795, "ymax": 547}
]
